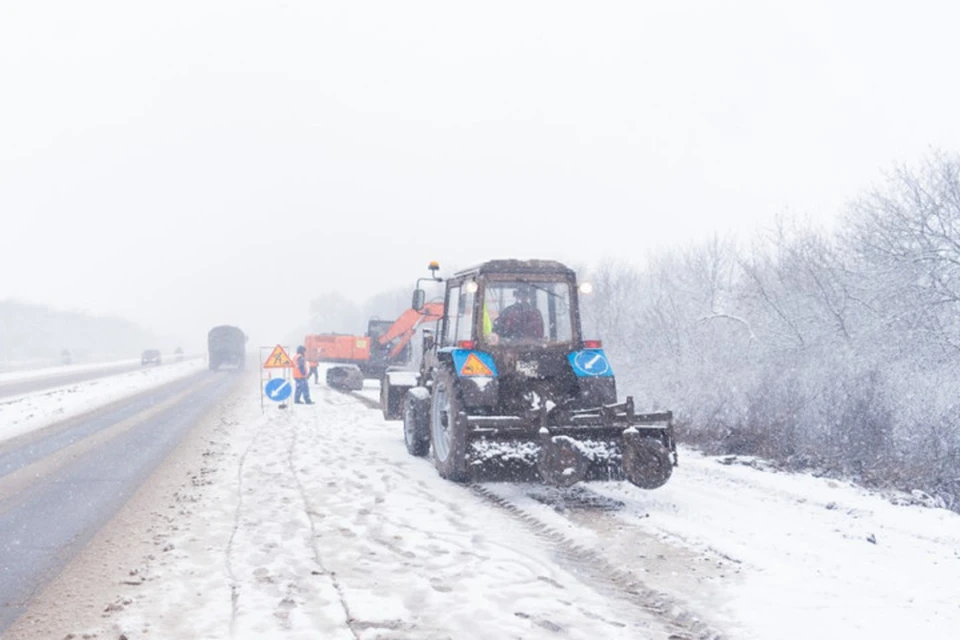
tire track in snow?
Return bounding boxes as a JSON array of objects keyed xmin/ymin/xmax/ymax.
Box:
[{"xmin": 470, "ymin": 484, "xmax": 726, "ymax": 640}]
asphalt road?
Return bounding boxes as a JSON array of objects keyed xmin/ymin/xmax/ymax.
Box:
[{"xmin": 0, "ymin": 369, "xmax": 244, "ymax": 633}]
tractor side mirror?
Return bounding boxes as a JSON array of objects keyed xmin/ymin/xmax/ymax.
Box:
[
  {"xmin": 412, "ymin": 288, "xmax": 425, "ymax": 311},
  {"xmin": 422, "ymin": 331, "xmax": 435, "ymax": 353}
]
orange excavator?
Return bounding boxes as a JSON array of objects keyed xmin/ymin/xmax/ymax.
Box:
[{"xmin": 306, "ymin": 302, "xmax": 444, "ymax": 391}]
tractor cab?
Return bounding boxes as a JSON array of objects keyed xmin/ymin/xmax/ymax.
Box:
[
  {"xmin": 415, "ymin": 260, "xmax": 584, "ymax": 348},
  {"xmin": 414, "ymin": 259, "xmax": 617, "ymax": 415}
]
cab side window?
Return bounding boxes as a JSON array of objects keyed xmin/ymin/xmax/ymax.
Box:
[
  {"xmin": 544, "ymin": 284, "xmax": 573, "ymax": 342},
  {"xmin": 442, "ymin": 284, "xmax": 475, "ymax": 346}
]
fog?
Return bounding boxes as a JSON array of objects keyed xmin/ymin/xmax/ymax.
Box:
[{"xmin": 2, "ymin": 0, "xmax": 959, "ymax": 350}]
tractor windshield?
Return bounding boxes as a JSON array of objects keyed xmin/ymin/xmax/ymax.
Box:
[{"xmin": 481, "ymin": 279, "xmax": 574, "ymax": 346}]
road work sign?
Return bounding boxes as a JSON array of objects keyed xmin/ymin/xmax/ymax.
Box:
[
  {"xmin": 263, "ymin": 344, "xmax": 293, "ymax": 368},
  {"xmin": 264, "ymin": 378, "xmax": 292, "ymax": 402}
]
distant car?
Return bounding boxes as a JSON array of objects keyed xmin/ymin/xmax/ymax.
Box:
[{"xmin": 141, "ymin": 349, "xmax": 162, "ymax": 366}]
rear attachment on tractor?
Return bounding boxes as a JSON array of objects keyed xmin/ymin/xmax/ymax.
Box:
[{"xmin": 464, "ymin": 400, "xmax": 676, "ymax": 489}]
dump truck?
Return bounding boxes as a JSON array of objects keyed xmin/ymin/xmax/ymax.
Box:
[
  {"xmin": 381, "ymin": 259, "xmax": 677, "ymax": 489},
  {"xmin": 307, "ymin": 303, "xmax": 443, "ymax": 391},
  {"xmin": 207, "ymin": 325, "xmax": 247, "ymax": 371}
]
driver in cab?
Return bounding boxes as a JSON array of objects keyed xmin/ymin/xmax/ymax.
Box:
[{"xmin": 487, "ymin": 286, "xmax": 544, "ymax": 344}]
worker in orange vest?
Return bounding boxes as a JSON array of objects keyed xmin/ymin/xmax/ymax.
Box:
[
  {"xmin": 293, "ymin": 346, "xmax": 314, "ymax": 404},
  {"xmin": 307, "ymin": 355, "xmax": 319, "ymax": 384}
]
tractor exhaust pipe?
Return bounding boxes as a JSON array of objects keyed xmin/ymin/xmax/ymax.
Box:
[
  {"xmin": 622, "ymin": 427, "xmax": 673, "ymax": 490},
  {"xmin": 537, "ymin": 430, "xmax": 588, "ymax": 488}
]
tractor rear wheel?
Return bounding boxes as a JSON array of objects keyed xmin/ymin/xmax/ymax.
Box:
[
  {"xmin": 403, "ymin": 389, "xmax": 430, "ymax": 457},
  {"xmin": 430, "ymin": 367, "xmax": 469, "ymax": 481}
]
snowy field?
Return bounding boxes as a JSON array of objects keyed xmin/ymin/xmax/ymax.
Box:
[{"xmin": 3, "ymin": 366, "xmax": 960, "ymax": 639}]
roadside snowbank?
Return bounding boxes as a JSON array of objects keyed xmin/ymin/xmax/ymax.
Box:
[
  {"xmin": 0, "ymin": 358, "xmax": 142, "ymax": 383},
  {"xmin": 0, "ymin": 359, "xmax": 207, "ymax": 444}
]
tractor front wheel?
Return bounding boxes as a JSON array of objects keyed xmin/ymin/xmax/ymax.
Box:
[{"xmin": 430, "ymin": 368, "xmax": 469, "ymax": 481}]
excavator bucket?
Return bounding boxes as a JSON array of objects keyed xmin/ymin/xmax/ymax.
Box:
[{"xmin": 326, "ymin": 365, "xmax": 365, "ymax": 391}]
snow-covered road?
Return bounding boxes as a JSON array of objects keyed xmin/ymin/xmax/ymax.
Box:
[{"xmin": 2, "ymin": 364, "xmax": 959, "ymax": 639}]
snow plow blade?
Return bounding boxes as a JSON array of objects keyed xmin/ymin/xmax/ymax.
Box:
[
  {"xmin": 465, "ymin": 401, "xmax": 676, "ymax": 489},
  {"xmin": 326, "ymin": 365, "xmax": 364, "ymax": 391}
]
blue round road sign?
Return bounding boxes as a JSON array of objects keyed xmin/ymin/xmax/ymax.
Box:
[
  {"xmin": 265, "ymin": 378, "xmax": 292, "ymax": 402},
  {"xmin": 570, "ymin": 350, "xmax": 612, "ymax": 377}
]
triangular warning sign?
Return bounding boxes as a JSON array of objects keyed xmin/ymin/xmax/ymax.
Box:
[
  {"xmin": 263, "ymin": 345, "xmax": 294, "ymax": 369},
  {"xmin": 460, "ymin": 352, "xmax": 493, "ymax": 376}
]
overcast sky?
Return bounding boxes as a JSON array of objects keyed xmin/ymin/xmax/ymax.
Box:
[{"xmin": 2, "ymin": 0, "xmax": 958, "ymax": 346}]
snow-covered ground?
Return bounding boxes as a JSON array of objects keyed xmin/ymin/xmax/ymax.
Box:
[{"xmin": 3, "ymin": 365, "xmax": 960, "ymax": 639}]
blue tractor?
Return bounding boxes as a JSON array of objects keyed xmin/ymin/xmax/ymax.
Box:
[{"xmin": 380, "ymin": 259, "xmax": 677, "ymax": 489}]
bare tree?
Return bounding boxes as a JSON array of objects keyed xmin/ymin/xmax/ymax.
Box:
[
  {"xmin": 571, "ymin": 152, "xmax": 960, "ymax": 509},
  {"xmin": 580, "ymin": 259, "xmax": 640, "ymax": 348},
  {"xmin": 843, "ymin": 149, "xmax": 960, "ymax": 358}
]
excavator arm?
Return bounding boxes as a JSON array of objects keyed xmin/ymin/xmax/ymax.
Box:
[{"xmin": 378, "ymin": 302, "xmax": 444, "ymax": 360}]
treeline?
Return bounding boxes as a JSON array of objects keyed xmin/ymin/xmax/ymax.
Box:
[
  {"xmin": 581, "ymin": 150, "xmax": 960, "ymax": 511},
  {"xmin": 0, "ymin": 300, "xmax": 158, "ymax": 366},
  {"xmin": 302, "ymin": 287, "xmax": 415, "ymax": 338}
]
